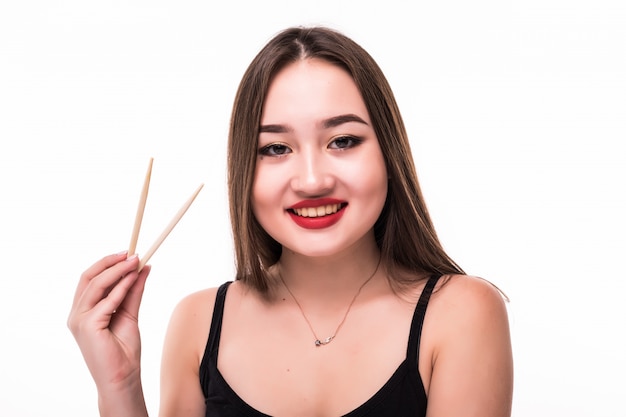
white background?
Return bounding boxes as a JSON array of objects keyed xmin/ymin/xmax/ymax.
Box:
[{"xmin": 1, "ymin": 1, "xmax": 624, "ymax": 416}]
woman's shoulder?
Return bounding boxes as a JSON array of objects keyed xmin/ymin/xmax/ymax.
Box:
[
  {"xmin": 159, "ymin": 281, "xmax": 238, "ymax": 414},
  {"xmin": 420, "ymin": 274, "xmax": 514, "ymax": 414},
  {"xmin": 424, "ymin": 273, "xmax": 511, "ymax": 357},
  {"xmin": 433, "ymin": 274, "xmax": 508, "ymax": 303},
  {"xmin": 163, "ymin": 282, "xmax": 237, "ymax": 355},
  {"xmin": 402, "ymin": 273, "xmax": 507, "ymax": 307},
  {"xmin": 428, "ymin": 274, "xmax": 509, "ymax": 326},
  {"xmin": 172, "ymin": 285, "xmax": 219, "ymax": 317},
  {"xmin": 169, "ymin": 280, "xmax": 241, "ymax": 324}
]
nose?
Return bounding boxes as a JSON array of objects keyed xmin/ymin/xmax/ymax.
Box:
[{"xmin": 290, "ymin": 148, "xmax": 335, "ymax": 196}]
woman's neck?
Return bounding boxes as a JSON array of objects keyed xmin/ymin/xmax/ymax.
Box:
[{"xmin": 275, "ymin": 239, "xmax": 384, "ymax": 304}]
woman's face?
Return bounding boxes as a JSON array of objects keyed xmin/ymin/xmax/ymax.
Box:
[{"xmin": 252, "ymin": 58, "xmax": 388, "ymax": 258}]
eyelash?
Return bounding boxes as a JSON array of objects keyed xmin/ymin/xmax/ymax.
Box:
[
  {"xmin": 258, "ymin": 142, "xmax": 291, "ymax": 157},
  {"xmin": 258, "ymin": 135, "xmax": 363, "ymax": 157},
  {"xmin": 328, "ymin": 135, "xmax": 363, "ymax": 150}
]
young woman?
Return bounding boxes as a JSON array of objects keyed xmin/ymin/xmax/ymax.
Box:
[{"xmin": 68, "ymin": 26, "xmax": 513, "ymax": 417}]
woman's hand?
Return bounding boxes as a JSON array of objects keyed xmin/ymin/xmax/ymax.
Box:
[{"xmin": 67, "ymin": 252, "xmax": 151, "ymax": 414}]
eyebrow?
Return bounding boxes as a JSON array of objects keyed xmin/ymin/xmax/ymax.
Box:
[
  {"xmin": 259, "ymin": 113, "xmax": 369, "ymax": 133},
  {"xmin": 322, "ymin": 114, "xmax": 369, "ymax": 129}
]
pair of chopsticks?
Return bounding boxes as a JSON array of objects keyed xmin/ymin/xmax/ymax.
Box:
[{"xmin": 128, "ymin": 158, "xmax": 204, "ymax": 270}]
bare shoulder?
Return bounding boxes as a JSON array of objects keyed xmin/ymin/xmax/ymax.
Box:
[
  {"xmin": 171, "ymin": 285, "xmax": 221, "ymax": 323},
  {"xmin": 159, "ymin": 283, "xmax": 228, "ymax": 417},
  {"xmin": 427, "ymin": 274, "xmax": 511, "ymax": 354},
  {"xmin": 422, "ymin": 274, "xmax": 513, "ymax": 416},
  {"xmin": 431, "ymin": 274, "xmax": 509, "ymax": 314},
  {"xmin": 162, "ymin": 285, "xmax": 223, "ymax": 364},
  {"xmin": 168, "ymin": 280, "xmax": 251, "ymax": 330}
]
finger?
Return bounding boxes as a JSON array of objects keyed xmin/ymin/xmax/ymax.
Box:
[
  {"xmin": 92, "ymin": 269, "xmax": 141, "ymax": 320},
  {"xmin": 117, "ymin": 265, "xmax": 151, "ymax": 320},
  {"xmin": 71, "ymin": 251, "xmax": 129, "ymax": 308},
  {"xmin": 75, "ymin": 255, "xmax": 141, "ymax": 313}
]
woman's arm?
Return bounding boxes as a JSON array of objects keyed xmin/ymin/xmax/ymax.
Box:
[
  {"xmin": 158, "ymin": 288, "xmax": 218, "ymax": 417},
  {"xmin": 425, "ymin": 276, "xmax": 514, "ymax": 417}
]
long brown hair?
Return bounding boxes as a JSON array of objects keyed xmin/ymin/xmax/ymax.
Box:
[{"xmin": 228, "ymin": 26, "xmax": 464, "ymax": 292}]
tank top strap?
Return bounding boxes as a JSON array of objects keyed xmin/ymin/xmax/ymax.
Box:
[
  {"xmin": 199, "ymin": 281, "xmax": 232, "ymax": 397},
  {"xmin": 205, "ymin": 281, "xmax": 233, "ymax": 357},
  {"xmin": 406, "ymin": 275, "xmax": 441, "ymax": 366}
]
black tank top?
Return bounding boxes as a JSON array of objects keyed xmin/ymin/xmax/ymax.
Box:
[{"xmin": 199, "ymin": 275, "xmax": 440, "ymax": 417}]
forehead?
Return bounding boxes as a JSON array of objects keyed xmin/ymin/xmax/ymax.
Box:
[{"xmin": 260, "ymin": 58, "xmax": 370, "ymax": 126}]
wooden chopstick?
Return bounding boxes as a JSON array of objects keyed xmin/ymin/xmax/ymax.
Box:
[
  {"xmin": 138, "ymin": 183, "xmax": 204, "ymax": 271},
  {"xmin": 128, "ymin": 157, "xmax": 153, "ymax": 256}
]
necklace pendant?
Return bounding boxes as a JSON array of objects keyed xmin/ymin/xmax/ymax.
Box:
[{"xmin": 315, "ymin": 336, "xmax": 334, "ymax": 347}]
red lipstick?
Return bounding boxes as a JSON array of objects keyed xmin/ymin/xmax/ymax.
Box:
[{"xmin": 287, "ymin": 199, "xmax": 347, "ymax": 230}]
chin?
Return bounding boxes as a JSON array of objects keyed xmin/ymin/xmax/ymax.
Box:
[{"xmin": 282, "ymin": 245, "xmax": 342, "ymax": 259}]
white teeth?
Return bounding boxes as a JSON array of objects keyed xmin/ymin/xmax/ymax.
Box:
[{"xmin": 294, "ymin": 204, "xmax": 340, "ymax": 217}]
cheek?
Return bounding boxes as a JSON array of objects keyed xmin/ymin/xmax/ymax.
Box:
[
  {"xmin": 364, "ymin": 155, "xmax": 389, "ymax": 215},
  {"xmin": 352, "ymin": 153, "xmax": 388, "ymax": 199},
  {"xmin": 370, "ymin": 171, "xmax": 389, "ymax": 210}
]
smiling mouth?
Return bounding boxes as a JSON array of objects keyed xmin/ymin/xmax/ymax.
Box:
[{"xmin": 289, "ymin": 203, "xmax": 346, "ymax": 218}]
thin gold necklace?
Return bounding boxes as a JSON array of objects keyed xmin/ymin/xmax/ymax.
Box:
[{"xmin": 279, "ymin": 257, "xmax": 381, "ymax": 347}]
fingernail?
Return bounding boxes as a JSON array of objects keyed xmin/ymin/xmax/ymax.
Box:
[{"xmin": 126, "ymin": 254, "xmax": 138, "ymax": 261}]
